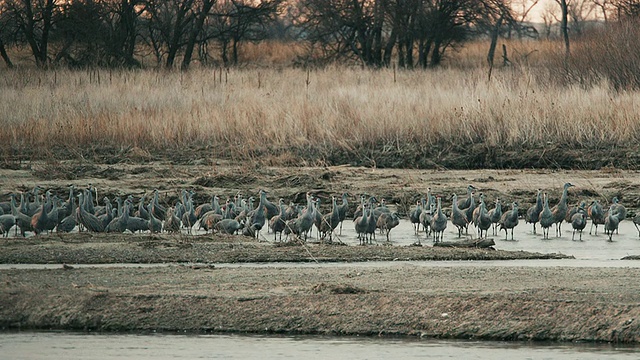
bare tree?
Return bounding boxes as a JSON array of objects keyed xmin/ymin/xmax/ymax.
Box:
[
  {"xmin": 557, "ymin": 0, "xmax": 570, "ymax": 59},
  {"xmin": 181, "ymin": 0, "xmax": 216, "ymax": 70},
  {"xmin": 0, "ymin": 2, "xmax": 16, "ymax": 67},
  {"xmin": 4, "ymin": 0, "xmax": 58, "ymax": 68},
  {"xmin": 568, "ymin": 0, "xmax": 596, "ymax": 35}
]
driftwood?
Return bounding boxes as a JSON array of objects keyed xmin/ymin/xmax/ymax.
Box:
[{"xmin": 433, "ymin": 238, "xmax": 495, "ymax": 249}]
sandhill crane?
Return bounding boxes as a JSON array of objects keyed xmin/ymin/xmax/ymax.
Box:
[
  {"xmin": 0, "ymin": 214, "xmax": 16, "ymax": 237},
  {"xmin": 261, "ymin": 192, "xmax": 280, "ymax": 221},
  {"xmin": 11, "ymin": 193, "xmax": 34, "ymax": 237},
  {"xmin": 457, "ymin": 185, "xmax": 476, "ymax": 210},
  {"xmin": 247, "ymin": 190, "xmax": 268, "ymax": 240},
  {"xmin": 539, "ymin": 193, "xmax": 554, "ymax": 240},
  {"xmin": 588, "ymin": 200, "xmax": 605, "ymax": 235},
  {"xmin": 499, "ymin": 202, "xmax": 519, "ymax": 241},
  {"xmin": 488, "ymin": 198, "xmax": 502, "ymax": 236},
  {"xmin": 97, "ymin": 197, "xmax": 113, "ymax": 230},
  {"xmin": 148, "ymin": 203, "xmax": 162, "ymax": 233},
  {"xmin": 354, "ymin": 204, "xmax": 369, "ymax": 245},
  {"xmin": 336, "ymin": 193, "xmax": 349, "ymax": 235},
  {"xmin": 151, "ymin": 189, "xmax": 166, "ymax": 220},
  {"xmin": 604, "ymin": 205, "xmax": 620, "ymax": 242},
  {"xmin": 58, "ymin": 186, "xmax": 75, "ymax": 219},
  {"xmin": 364, "ymin": 197, "xmax": 378, "ymax": 244},
  {"xmin": 420, "ymin": 203, "xmax": 435, "ymax": 237},
  {"xmin": 24, "ymin": 186, "xmax": 43, "ymax": 217},
  {"xmin": 284, "ymin": 201, "xmax": 300, "ymax": 221},
  {"xmin": 609, "ymin": 197, "xmax": 626, "ymax": 234},
  {"xmin": 410, "ymin": 199, "xmax": 424, "ymax": 235},
  {"xmin": 106, "ymin": 201, "xmax": 130, "ymax": 233},
  {"xmin": 181, "ymin": 195, "xmax": 197, "ymax": 234},
  {"xmin": 474, "ymin": 195, "xmax": 493, "ymax": 239},
  {"xmin": 525, "ymin": 189, "xmax": 543, "ymax": 234},
  {"xmin": 163, "ymin": 207, "xmax": 182, "ymax": 233},
  {"xmin": 451, "ymin": 194, "xmax": 469, "ymax": 238},
  {"xmin": 571, "ymin": 208, "xmax": 587, "ymax": 241},
  {"xmin": 215, "ymin": 218, "xmax": 243, "ymax": 234},
  {"xmin": 77, "ymin": 192, "xmax": 105, "ymax": 233},
  {"xmin": 31, "ymin": 197, "xmax": 52, "ymax": 235},
  {"xmin": 377, "ymin": 212, "xmax": 400, "ymax": 242},
  {"xmin": 269, "ymin": 204, "xmax": 287, "ymax": 241},
  {"xmin": 373, "ymin": 198, "xmax": 391, "ymax": 219},
  {"xmin": 565, "ymin": 201, "xmax": 587, "ymax": 223},
  {"xmin": 431, "ymin": 196, "xmax": 447, "ymax": 243},
  {"xmin": 125, "ymin": 205, "xmax": 148, "ymax": 233},
  {"xmin": 195, "ymin": 195, "xmax": 216, "ymax": 220},
  {"xmin": 550, "ymin": 182, "xmax": 574, "ymax": 237},
  {"xmin": 136, "ymin": 194, "xmax": 149, "ymax": 220},
  {"xmin": 633, "ymin": 213, "xmax": 640, "ymax": 237},
  {"xmin": 319, "ymin": 196, "xmax": 341, "ymax": 243},
  {"xmin": 287, "ymin": 192, "xmax": 315, "ymax": 242},
  {"xmin": 200, "ymin": 210, "xmax": 223, "ymax": 233}
]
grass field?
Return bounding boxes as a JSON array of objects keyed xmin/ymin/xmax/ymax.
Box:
[{"xmin": 1, "ymin": 39, "xmax": 639, "ymax": 169}]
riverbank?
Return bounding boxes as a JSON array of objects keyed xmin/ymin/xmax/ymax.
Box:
[{"xmin": 2, "ymin": 262, "xmax": 640, "ymax": 343}]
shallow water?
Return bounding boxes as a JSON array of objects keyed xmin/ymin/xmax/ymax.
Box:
[
  {"xmin": 1, "ymin": 332, "xmax": 639, "ymax": 360},
  {"xmin": 309, "ymin": 219, "xmax": 640, "ymax": 261},
  {"xmin": 3, "ymin": 218, "xmax": 639, "ymax": 263}
]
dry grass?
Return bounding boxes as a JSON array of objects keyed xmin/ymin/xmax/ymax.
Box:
[{"xmin": 1, "ymin": 63, "xmax": 639, "ymax": 167}]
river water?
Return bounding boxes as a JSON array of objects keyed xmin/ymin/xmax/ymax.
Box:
[{"xmin": 1, "ymin": 332, "xmax": 639, "ymax": 360}]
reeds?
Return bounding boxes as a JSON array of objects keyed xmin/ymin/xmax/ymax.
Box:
[{"xmin": 1, "ymin": 63, "xmax": 639, "ymax": 168}]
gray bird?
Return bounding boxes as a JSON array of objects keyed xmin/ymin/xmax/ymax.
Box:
[
  {"xmin": 0, "ymin": 214, "xmax": 15, "ymax": 237},
  {"xmin": 376, "ymin": 212, "xmax": 400, "ymax": 242},
  {"xmin": 588, "ymin": 200, "xmax": 605, "ymax": 235},
  {"xmin": 336, "ymin": 193, "xmax": 349, "ymax": 235},
  {"xmin": 539, "ymin": 193, "xmax": 554, "ymax": 240},
  {"xmin": 525, "ymin": 189, "xmax": 543, "ymax": 234},
  {"xmin": 474, "ymin": 194, "xmax": 493, "ymax": 239},
  {"xmin": 215, "ymin": 219, "xmax": 244, "ymax": 235},
  {"xmin": 571, "ymin": 210, "xmax": 587, "ymax": 241},
  {"xmin": 410, "ymin": 199, "xmax": 424, "ymax": 235},
  {"xmin": 354, "ymin": 204, "xmax": 369, "ymax": 245},
  {"xmin": 430, "ymin": 197, "xmax": 447, "ymax": 243},
  {"xmin": 604, "ymin": 205, "xmax": 620, "ymax": 242},
  {"xmin": 163, "ymin": 207, "xmax": 182, "ymax": 233},
  {"xmin": 76, "ymin": 192, "xmax": 105, "ymax": 233},
  {"xmin": 488, "ymin": 198, "xmax": 502, "ymax": 236},
  {"xmin": 550, "ymin": 182, "xmax": 574, "ymax": 237},
  {"xmin": 451, "ymin": 194, "xmax": 469, "ymax": 238},
  {"xmin": 499, "ymin": 202, "xmax": 519, "ymax": 241},
  {"xmin": 319, "ymin": 196, "xmax": 341, "ymax": 243}
]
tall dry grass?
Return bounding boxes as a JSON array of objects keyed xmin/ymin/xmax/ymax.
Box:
[{"xmin": 1, "ymin": 65, "xmax": 639, "ymax": 167}]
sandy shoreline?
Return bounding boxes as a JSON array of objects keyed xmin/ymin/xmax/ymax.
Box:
[{"xmin": 2, "ymin": 259, "xmax": 640, "ymax": 343}]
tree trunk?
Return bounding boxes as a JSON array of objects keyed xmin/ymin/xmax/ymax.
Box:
[
  {"xmin": 487, "ymin": 16, "xmax": 504, "ymax": 81},
  {"xmin": 0, "ymin": 38, "xmax": 14, "ymax": 68},
  {"xmin": 430, "ymin": 38, "xmax": 442, "ymax": 67},
  {"xmin": 232, "ymin": 38, "xmax": 239, "ymax": 65},
  {"xmin": 560, "ymin": 0, "xmax": 570, "ymax": 60},
  {"xmin": 182, "ymin": 0, "xmax": 214, "ymax": 70}
]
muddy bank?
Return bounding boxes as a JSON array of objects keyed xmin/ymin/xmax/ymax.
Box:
[
  {"xmin": 2, "ymin": 264, "xmax": 640, "ymax": 343},
  {"xmin": 3, "ymin": 161, "xmax": 640, "ymax": 220},
  {"xmin": 5, "ymin": 141, "xmax": 640, "ymax": 171},
  {"xmin": 0, "ymin": 233, "xmax": 572, "ymax": 264}
]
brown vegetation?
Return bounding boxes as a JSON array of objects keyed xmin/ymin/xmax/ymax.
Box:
[{"xmin": 1, "ymin": 62, "xmax": 639, "ymax": 169}]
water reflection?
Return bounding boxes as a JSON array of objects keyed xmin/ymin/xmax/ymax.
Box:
[{"xmin": 1, "ymin": 332, "xmax": 639, "ymax": 360}]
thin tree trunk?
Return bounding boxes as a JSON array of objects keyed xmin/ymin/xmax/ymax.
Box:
[
  {"xmin": 182, "ymin": 0, "xmax": 213, "ymax": 70},
  {"xmin": 560, "ymin": 0, "xmax": 570, "ymax": 60},
  {"xmin": 0, "ymin": 38, "xmax": 13, "ymax": 68},
  {"xmin": 487, "ymin": 16, "xmax": 504, "ymax": 81}
]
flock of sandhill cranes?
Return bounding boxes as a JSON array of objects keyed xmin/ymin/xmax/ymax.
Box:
[
  {"xmin": 0, "ymin": 183, "xmax": 636, "ymax": 244},
  {"xmin": 409, "ymin": 182, "xmax": 631, "ymax": 243}
]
